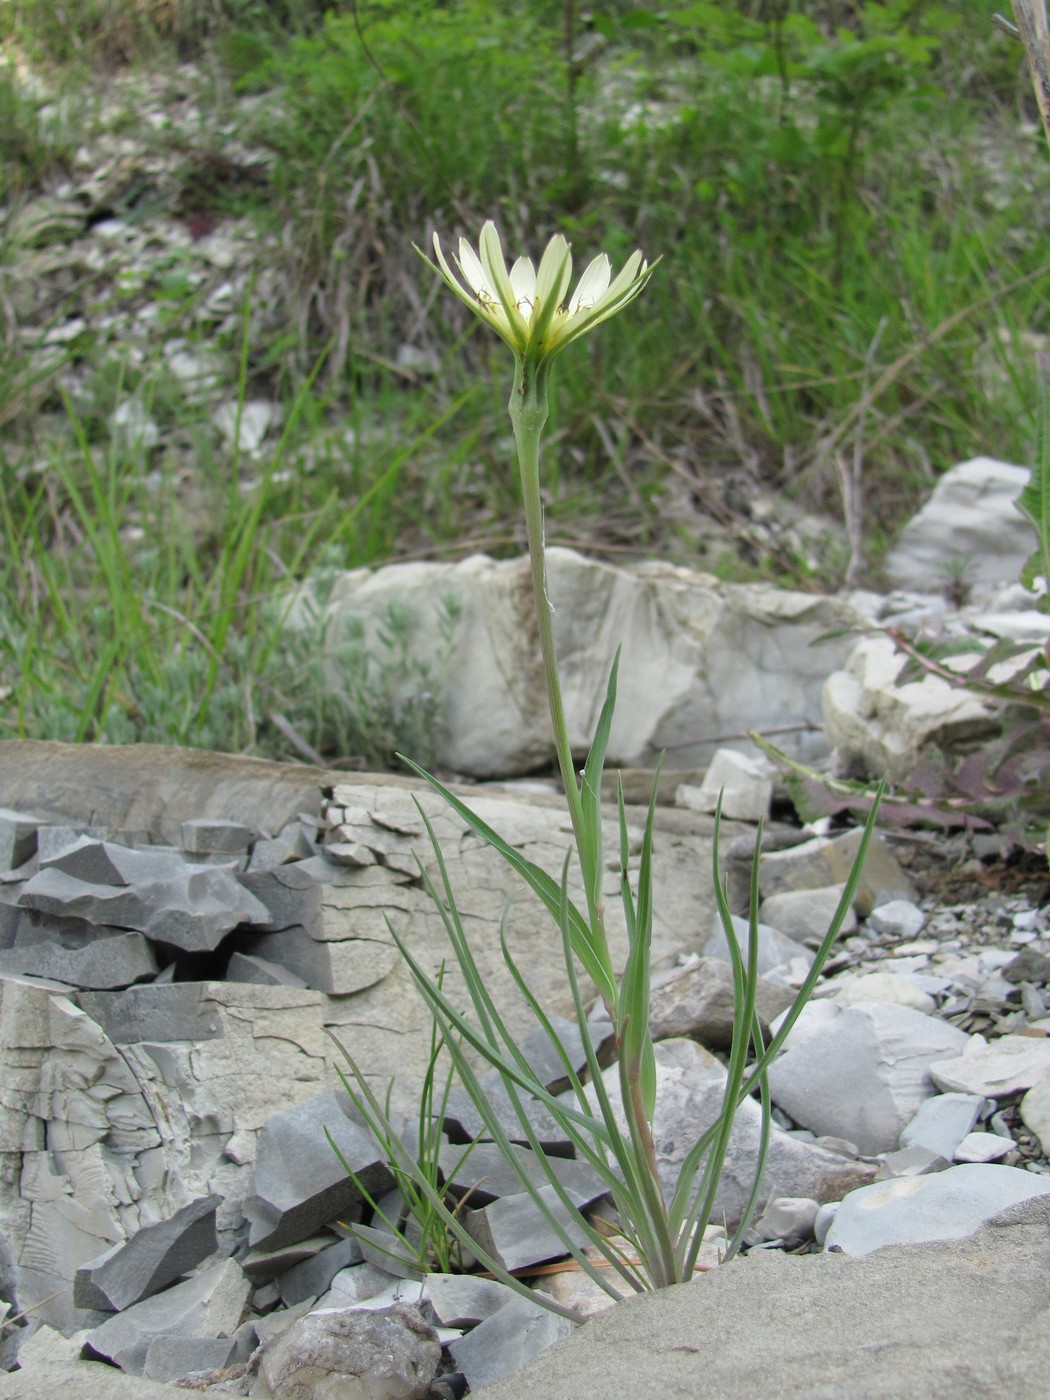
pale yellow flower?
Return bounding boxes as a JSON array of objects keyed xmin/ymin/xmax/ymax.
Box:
[{"xmin": 426, "ymin": 221, "xmax": 653, "ymax": 365}]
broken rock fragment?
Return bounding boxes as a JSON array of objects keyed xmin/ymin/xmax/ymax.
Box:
[
  {"xmin": 74, "ymin": 1193, "xmax": 223, "ymax": 1311},
  {"xmin": 244, "ymin": 1090, "xmax": 394, "ymax": 1252}
]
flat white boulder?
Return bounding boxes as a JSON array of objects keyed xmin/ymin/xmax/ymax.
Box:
[
  {"xmin": 286, "ymin": 549, "xmax": 866, "ymax": 777},
  {"xmin": 823, "ymin": 1163, "xmax": 1050, "ymax": 1256}
]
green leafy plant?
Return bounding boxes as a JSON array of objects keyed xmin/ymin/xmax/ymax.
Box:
[
  {"xmin": 326, "ymin": 977, "xmax": 478, "ymax": 1278},
  {"xmin": 326, "ymin": 221, "xmax": 880, "ymax": 1317}
]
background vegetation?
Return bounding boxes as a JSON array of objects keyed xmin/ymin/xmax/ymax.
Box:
[{"xmin": 1, "ymin": 0, "xmax": 1047, "ymax": 762}]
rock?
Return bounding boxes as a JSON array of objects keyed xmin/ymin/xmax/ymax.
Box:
[
  {"xmin": 213, "ymin": 399, "xmax": 277, "ymax": 455},
  {"xmin": 758, "ymin": 885, "xmax": 855, "ymax": 945},
  {"xmin": 703, "ymin": 913, "xmax": 815, "ymax": 978},
  {"xmin": 251, "ymin": 1303, "xmax": 440, "ymax": 1400},
  {"xmin": 954, "ymin": 1131, "xmax": 1013, "ymax": 1163},
  {"xmin": 74, "ymin": 1194, "xmax": 222, "ymax": 1311},
  {"xmin": 441, "ymin": 1074, "xmax": 574, "ymax": 1155},
  {"xmin": 675, "ymin": 749, "xmax": 772, "ymax": 822},
  {"xmin": 468, "ymin": 1196, "xmax": 1050, "ymax": 1400},
  {"xmin": 14, "ymin": 1323, "xmax": 91, "ymax": 1366},
  {"xmin": 866, "ymin": 899, "xmax": 926, "ymax": 939},
  {"xmin": 0, "ymin": 1361, "xmax": 186, "ymax": 1398},
  {"xmin": 19, "ymin": 852, "xmax": 271, "ymax": 954},
  {"xmin": 929, "ymin": 1033, "xmax": 1050, "ymax": 1097},
  {"xmin": 575, "ymin": 1038, "xmax": 874, "ymax": 1229},
  {"xmin": 875, "ymin": 1145, "xmax": 949, "ymax": 1179},
  {"xmin": 823, "ymin": 1164, "xmax": 1050, "ymax": 1256},
  {"xmin": 822, "ymin": 634, "xmax": 999, "ymax": 784},
  {"xmin": 0, "ymin": 806, "xmax": 41, "ymax": 871},
  {"xmin": 244, "ymin": 1090, "xmax": 393, "ymax": 1251},
  {"xmin": 519, "ymin": 1015, "xmax": 589, "ymax": 1092},
  {"xmin": 749, "ymin": 1196, "xmax": 820, "ymax": 1244},
  {"xmin": 438, "ymin": 1140, "xmax": 607, "ymax": 1212},
  {"xmin": 85, "ymin": 1257, "xmax": 250, "ymax": 1375},
  {"xmin": 460, "ymin": 1180, "xmax": 596, "ymax": 1275},
  {"xmin": 422, "ymin": 1273, "xmax": 515, "ymax": 1328},
  {"xmin": 277, "ymin": 1238, "xmax": 364, "ymax": 1307},
  {"xmin": 0, "ymin": 927, "xmax": 158, "ymax": 988},
  {"xmin": 824, "ymin": 970, "xmax": 935, "ymax": 1015},
  {"xmin": 248, "ymin": 923, "xmax": 399, "ymax": 995},
  {"xmin": 448, "ymin": 1290, "xmax": 574, "ymax": 1390},
  {"xmin": 181, "ymin": 818, "xmax": 255, "ymax": 855},
  {"xmin": 1002, "ymin": 945, "xmax": 1050, "ymax": 984},
  {"xmin": 766, "ymin": 1003, "xmax": 970, "ymax": 1155},
  {"xmin": 1020, "ymin": 1077, "xmax": 1050, "ymax": 1153},
  {"xmin": 884, "ymin": 457, "xmax": 1035, "ymax": 593},
  {"xmin": 647, "ymin": 955, "xmax": 794, "ymax": 1050},
  {"xmin": 756, "ymin": 827, "xmax": 915, "ymax": 916},
  {"xmin": 899, "ymin": 1092, "xmax": 985, "ymax": 1160},
  {"xmin": 287, "ymin": 550, "xmax": 867, "ymax": 777},
  {"xmin": 141, "ymin": 1333, "xmax": 243, "ymax": 1382},
  {"xmin": 226, "ymin": 952, "xmax": 309, "ymax": 988}
]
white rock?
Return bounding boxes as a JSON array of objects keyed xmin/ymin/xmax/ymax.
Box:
[
  {"xmin": 1020, "ymin": 1076, "xmax": 1050, "ymax": 1154},
  {"xmin": 822, "ymin": 634, "xmax": 998, "ymax": 783},
  {"xmin": 767, "ymin": 1003, "xmax": 971, "ymax": 1155},
  {"xmin": 867, "ymin": 900, "xmax": 926, "ymax": 939},
  {"xmin": 213, "ymin": 400, "xmax": 277, "ymax": 455},
  {"xmin": 929, "ymin": 1034, "xmax": 1050, "ymax": 1097},
  {"xmin": 751, "ymin": 1197, "xmax": 820, "ymax": 1243},
  {"xmin": 286, "ymin": 550, "xmax": 867, "ymax": 778},
  {"xmin": 884, "ymin": 457, "xmax": 1036, "ymax": 594},
  {"xmin": 759, "ymin": 885, "xmax": 855, "ymax": 945},
  {"xmin": 826, "ymin": 971, "xmax": 935, "ymax": 1015},
  {"xmin": 676, "ymin": 749, "xmax": 772, "ymax": 822},
  {"xmin": 768, "ymin": 999, "xmax": 842, "ymax": 1050},
  {"xmin": 703, "ymin": 914, "xmax": 814, "ymax": 979},
  {"xmin": 823, "ymin": 1163, "xmax": 1050, "ymax": 1256},
  {"xmin": 899, "ymin": 1092, "xmax": 985, "ymax": 1160},
  {"xmin": 953, "ymin": 1131, "xmax": 1014, "ymax": 1163}
]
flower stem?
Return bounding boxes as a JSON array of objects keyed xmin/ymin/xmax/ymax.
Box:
[{"xmin": 509, "ymin": 359, "xmax": 602, "ymax": 939}]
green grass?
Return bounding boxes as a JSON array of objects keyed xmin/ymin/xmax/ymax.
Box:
[{"xmin": 0, "ymin": 0, "xmax": 1047, "ymax": 761}]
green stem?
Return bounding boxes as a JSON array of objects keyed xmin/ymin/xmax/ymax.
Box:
[{"xmin": 508, "ymin": 358, "xmax": 606, "ymax": 943}]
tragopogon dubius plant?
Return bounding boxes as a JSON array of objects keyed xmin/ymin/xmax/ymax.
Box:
[{"xmin": 331, "ymin": 220, "xmax": 879, "ymax": 1318}]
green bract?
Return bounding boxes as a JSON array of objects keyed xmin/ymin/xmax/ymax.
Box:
[{"xmin": 428, "ymin": 221, "xmax": 653, "ymax": 367}]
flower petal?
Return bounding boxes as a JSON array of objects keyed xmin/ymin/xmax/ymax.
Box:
[
  {"xmin": 569, "ymin": 254, "xmax": 611, "ymax": 313},
  {"xmin": 535, "ymin": 234, "xmax": 572, "ymax": 311},
  {"xmin": 479, "ymin": 221, "xmax": 527, "ymax": 343},
  {"xmin": 509, "ymin": 256, "xmax": 537, "ymax": 304},
  {"xmin": 458, "ymin": 238, "xmax": 492, "ymax": 300}
]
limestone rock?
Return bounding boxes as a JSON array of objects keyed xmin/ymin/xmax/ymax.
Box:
[
  {"xmin": 647, "ymin": 955, "xmax": 794, "ymax": 1050},
  {"xmin": 929, "ymin": 1033, "xmax": 1050, "ymax": 1097},
  {"xmin": 756, "ymin": 827, "xmax": 915, "ymax": 916},
  {"xmin": 899, "ymin": 1093, "xmax": 985, "ymax": 1160},
  {"xmin": 823, "ymin": 1163, "xmax": 1050, "ymax": 1256},
  {"xmin": 767, "ymin": 1003, "xmax": 970, "ymax": 1154},
  {"xmin": 884, "ymin": 457, "xmax": 1035, "ymax": 594},
  {"xmin": 468, "ymin": 1196, "xmax": 1050, "ymax": 1400},
  {"xmin": 74, "ymin": 1194, "xmax": 222, "ymax": 1311},
  {"xmin": 448, "ymin": 1290, "xmax": 574, "ymax": 1391},
  {"xmin": 675, "ymin": 748, "xmax": 772, "ymax": 822},
  {"xmin": 287, "ymin": 550, "xmax": 867, "ymax": 777},
  {"xmin": 244, "ymin": 1090, "xmax": 393, "ymax": 1252},
  {"xmin": 758, "ymin": 885, "xmax": 855, "ymax": 945},
  {"xmin": 1020, "ymin": 1077, "xmax": 1050, "ymax": 1153},
  {"xmin": 822, "ymin": 634, "xmax": 999, "ymax": 783},
  {"xmin": 85, "ymin": 1257, "xmax": 250, "ymax": 1375},
  {"xmin": 703, "ymin": 914, "xmax": 815, "ymax": 978}
]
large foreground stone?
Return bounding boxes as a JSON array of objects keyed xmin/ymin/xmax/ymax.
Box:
[{"xmin": 470, "ymin": 1196, "xmax": 1050, "ymax": 1399}]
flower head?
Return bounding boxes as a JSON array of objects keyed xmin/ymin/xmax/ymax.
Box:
[{"xmin": 425, "ymin": 221, "xmax": 653, "ymax": 368}]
